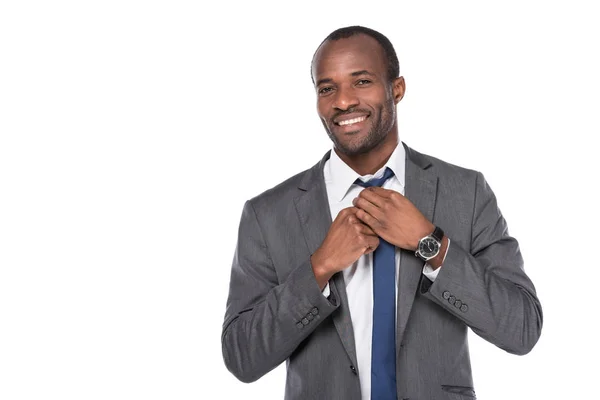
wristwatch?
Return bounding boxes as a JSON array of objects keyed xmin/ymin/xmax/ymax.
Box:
[{"xmin": 415, "ymin": 226, "xmax": 444, "ymax": 261}]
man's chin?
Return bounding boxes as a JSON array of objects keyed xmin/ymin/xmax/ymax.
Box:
[
  {"xmin": 336, "ymin": 139, "xmax": 374, "ymax": 156},
  {"xmin": 327, "ymin": 127, "xmax": 378, "ymax": 155}
]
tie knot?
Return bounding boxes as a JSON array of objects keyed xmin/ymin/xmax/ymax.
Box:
[{"xmin": 354, "ymin": 167, "xmax": 395, "ymax": 188}]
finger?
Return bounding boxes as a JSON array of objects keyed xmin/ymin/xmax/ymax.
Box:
[
  {"xmin": 364, "ymin": 186, "xmax": 401, "ymax": 199},
  {"xmin": 356, "ymin": 222, "xmax": 377, "ymax": 236},
  {"xmin": 350, "ymin": 216, "xmax": 377, "ymax": 233},
  {"xmin": 355, "ymin": 208, "xmax": 383, "ymax": 232},
  {"xmin": 357, "ymin": 187, "xmax": 385, "ymax": 208},
  {"xmin": 364, "ymin": 236, "xmax": 380, "ymax": 254},
  {"xmin": 338, "ymin": 207, "xmax": 360, "ymax": 224},
  {"xmin": 338, "ymin": 206, "xmax": 359, "ymax": 216},
  {"xmin": 346, "ymin": 212, "xmax": 363, "ymax": 225},
  {"xmin": 364, "ymin": 246, "xmax": 376, "ymax": 255},
  {"xmin": 361, "ymin": 223, "xmax": 378, "ymax": 236},
  {"xmin": 352, "ymin": 196, "xmax": 383, "ymax": 220}
]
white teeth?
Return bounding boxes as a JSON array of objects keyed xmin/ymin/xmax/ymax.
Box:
[{"xmin": 338, "ymin": 116, "xmax": 367, "ymax": 126}]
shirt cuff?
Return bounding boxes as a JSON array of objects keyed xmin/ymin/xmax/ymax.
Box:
[
  {"xmin": 322, "ymin": 282, "xmax": 331, "ymax": 298},
  {"xmin": 422, "ymin": 238, "xmax": 450, "ymax": 282}
]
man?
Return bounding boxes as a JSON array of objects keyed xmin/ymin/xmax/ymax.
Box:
[{"xmin": 222, "ymin": 26, "xmax": 542, "ymax": 400}]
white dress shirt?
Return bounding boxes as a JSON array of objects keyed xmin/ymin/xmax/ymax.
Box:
[{"xmin": 321, "ymin": 144, "xmax": 443, "ymax": 400}]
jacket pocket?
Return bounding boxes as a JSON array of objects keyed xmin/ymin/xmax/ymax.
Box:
[{"xmin": 441, "ymin": 385, "xmax": 476, "ymax": 398}]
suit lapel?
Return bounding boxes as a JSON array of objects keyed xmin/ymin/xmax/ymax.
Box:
[
  {"xmin": 396, "ymin": 143, "xmax": 439, "ymax": 349},
  {"xmin": 293, "ymin": 151, "xmax": 359, "ymax": 369},
  {"xmin": 293, "ymin": 153, "xmax": 332, "ymax": 257}
]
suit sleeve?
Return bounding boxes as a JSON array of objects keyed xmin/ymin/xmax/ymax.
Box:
[
  {"xmin": 221, "ymin": 200, "xmax": 340, "ymax": 383},
  {"xmin": 420, "ymin": 172, "xmax": 543, "ymax": 355}
]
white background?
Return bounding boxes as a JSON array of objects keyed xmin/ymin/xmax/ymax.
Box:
[{"xmin": 1, "ymin": 1, "xmax": 598, "ymax": 399}]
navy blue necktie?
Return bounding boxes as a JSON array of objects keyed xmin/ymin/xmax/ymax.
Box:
[{"xmin": 354, "ymin": 167, "xmax": 397, "ymax": 400}]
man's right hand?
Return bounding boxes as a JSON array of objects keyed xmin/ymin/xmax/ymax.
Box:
[{"xmin": 310, "ymin": 207, "xmax": 380, "ymax": 290}]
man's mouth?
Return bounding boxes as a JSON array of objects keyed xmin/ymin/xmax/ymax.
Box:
[{"xmin": 334, "ymin": 114, "xmax": 369, "ymax": 127}]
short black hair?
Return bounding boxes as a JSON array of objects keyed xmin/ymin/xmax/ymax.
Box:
[{"xmin": 312, "ymin": 26, "xmax": 400, "ymax": 83}]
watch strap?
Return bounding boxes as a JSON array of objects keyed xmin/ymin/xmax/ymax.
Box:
[{"xmin": 431, "ymin": 226, "xmax": 444, "ymax": 242}]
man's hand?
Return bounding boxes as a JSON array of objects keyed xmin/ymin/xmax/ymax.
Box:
[
  {"xmin": 311, "ymin": 207, "xmax": 379, "ymax": 290},
  {"xmin": 352, "ymin": 187, "xmax": 434, "ymax": 251}
]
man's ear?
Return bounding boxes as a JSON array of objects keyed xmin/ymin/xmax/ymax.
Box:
[{"xmin": 393, "ymin": 76, "xmax": 406, "ymax": 104}]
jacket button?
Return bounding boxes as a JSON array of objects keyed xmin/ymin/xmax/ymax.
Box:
[
  {"xmin": 442, "ymin": 291, "xmax": 450, "ymax": 299},
  {"xmin": 306, "ymin": 313, "xmax": 314, "ymax": 320},
  {"xmin": 460, "ymin": 304, "xmax": 469, "ymax": 312},
  {"xmin": 311, "ymin": 307, "xmax": 319, "ymax": 315},
  {"xmin": 454, "ymin": 300, "xmax": 462, "ymax": 308},
  {"xmin": 302, "ymin": 318, "xmax": 309, "ymax": 325},
  {"xmin": 349, "ymin": 365, "xmax": 357, "ymax": 374},
  {"xmin": 448, "ymin": 296, "xmax": 456, "ymax": 305}
]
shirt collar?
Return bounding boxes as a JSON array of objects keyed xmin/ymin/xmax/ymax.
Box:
[{"xmin": 326, "ymin": 143, "xmax": 406, "ymax": 202}]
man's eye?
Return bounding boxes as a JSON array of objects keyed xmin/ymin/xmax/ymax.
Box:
[
  {"xmin": 318, "ymin": 87, "xmax": 333, "ymax": 94},
  {"xmin": 357, "ymin": 79, "xmax": 371, "ymax": 85}
]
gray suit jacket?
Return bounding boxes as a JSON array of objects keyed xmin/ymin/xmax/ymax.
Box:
[{"xmin": 222, "ymin": 143, "xmax": 543, "ymax": 399}]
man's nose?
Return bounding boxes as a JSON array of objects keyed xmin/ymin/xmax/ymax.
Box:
[{"xmin": 332, "ymin": 86, "xmax": 359, "ymax": 111}]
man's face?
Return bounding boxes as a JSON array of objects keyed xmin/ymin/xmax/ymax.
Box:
[{"xmin": 312, "ymin": 34, "xmax": 404, "ymax": 156}]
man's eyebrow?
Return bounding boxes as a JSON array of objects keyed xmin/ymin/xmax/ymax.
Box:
[
  {"xmin": 316, "ymin": 71, "xmax": 375, "ymax": 87},
  {"xmin": 315, "ymin": 78, "xmax": 333, "ymax": 87},
  {"xmin": 351, "ymin": 70, "xmax": 375, "ymax": 77}
]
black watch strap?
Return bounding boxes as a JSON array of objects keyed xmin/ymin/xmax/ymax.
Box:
[{"xmin": 432, "ymin": 226, "xmax": 444, "ymax": 242}]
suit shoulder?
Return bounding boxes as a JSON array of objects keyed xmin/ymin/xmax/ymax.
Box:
[{"xmin": 246, "ymin": 164, "xmax": 315, "ymax": 212}]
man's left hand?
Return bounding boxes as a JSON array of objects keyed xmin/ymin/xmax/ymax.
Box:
[{"xmin": 352, "ymin": 186, "xmax": 434, "ymax": 251}]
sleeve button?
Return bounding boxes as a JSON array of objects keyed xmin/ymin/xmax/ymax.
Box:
[
  {"xmin": 302, "ymin": 318, "xmax": 309, "ymax": 325},
  {"xmin": 296, "ymin": 322, "xmax": 303, "ymax": 329},
  {"xmin": 311, "ymin": 307, "xmax": 319, "ymax": 315},
  {"xmin": 454, "ymin": 300, "xmax": 462, "ymax": 308},
  {"xmin": 442, "ymin": 291, "xmax": 451, "ymax": 299},
  {"xmin": 448, "ymin": 296, "xmax": 456, "ymax": 305},
  {"xmin": 460, "ymin": 304, "xmax": 468, "ymax": 313}
]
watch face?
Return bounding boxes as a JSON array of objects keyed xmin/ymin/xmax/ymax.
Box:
[{"xmin": 418, "ymin": 237, "xmax": 440, "ymax": 258}]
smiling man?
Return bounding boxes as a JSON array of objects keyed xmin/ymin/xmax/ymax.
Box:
[{"xmin": 222, "ymin": 26, "xmax": 543, "ymax": 400}]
